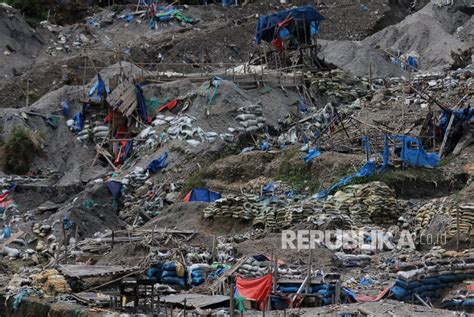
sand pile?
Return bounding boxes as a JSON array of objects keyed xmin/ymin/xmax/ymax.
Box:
[
  {"xmin": 0, "ymin": 4, "xmax": 44, "ymax": 78},
  {"xmin": 318, "ymin": 0, "xmax": 473, "ymax": 77}
]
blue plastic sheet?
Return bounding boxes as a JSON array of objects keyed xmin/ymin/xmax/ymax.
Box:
[
  {"xmin": 135, "ymin": 85, "xmax": 149, "ymax": 122},
  {"xmin": 303, "ymin": 148, "xmax": 321, "ymax": 163},
  {"xmin": 394, "ymin": 135, "xmax": 439, "ymax": 168},
  {"xmin": 62, "ymin": 101, "xmax": 70, "ymax": 116},
  {"xmin": 260, "ymin": 141, "xmax": 270, "ymax": 151},
  {"xmin": 107, "ymin": 180, "xmax": 123, "ymax": 199},
  {"xmin": 147, "ymin": 152, "xmax": 168, "ymax": 173},
  {"xmin": 88, "ymin": 74, "xmax": 106, "ymax": 98},
  {"xmin": 438, "ymin": 107, "xmax": 473, "ymax": 132},
  {"xmin": 1, "ymin": 226, "xmax": 11, "ymax": 239},
  {"xmin": 256, "ymin": 6, "xmax": 324, "ymax": 44},
  {"xmin": 262, "ymin": 183, "xmax": 274, "ymax": 194},
  {"xmin": 381, "ymin": 134, "xmax": 390, "ymax": 169},
  {"xmin": 12, "ymin": 288, "xmax": 33, "ymax": 311},
  {"xmin": 73, "ymin": 112, "xmax": 84, "ymax": 133},
  {"xmin": 63, "ymin": 216, "xmax": 74, "ymax": 230},
  {"xmin": 361, "ymin": 135, "xmax": 371, "ymax": 157},
  {"xmin": 314, "ymin": 160, "xmax": 376, "ymax": 200}
]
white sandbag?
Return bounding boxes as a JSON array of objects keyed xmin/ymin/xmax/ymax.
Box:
[
  {"xmin": 94, "ymin": 131, "xmax": 108, "ymax": 138},
  {"xmin": 236, "ymin": 114, "xmax": 256, "ymax": 121},
  {"xmin": 139, "ymin": 127, "xmax": 152, "ymax": 139},
  {"xmin": 2, "ymin": 246, "xmax": 20, "ymax": 258},
  {"xmin": 186, "ymin": 140, "xmax": 200, "ymax": 147},
  {"xmin": 92, "ymin": 125, "xmax": 109, "ymax": 133}
]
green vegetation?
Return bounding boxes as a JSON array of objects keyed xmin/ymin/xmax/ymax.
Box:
[
  {"xmin": 181, "ymin": 168, "xmax": 208, "ymax": 196},
  {"xmin": 275, "ymin": 149, "xmax": 321, "ymax": 192},
  {"xmin": 0, "ymin": 125, "xmax": 41, "ymax": 175},
  {"xmin": 5, "ymin": 0, "xmax": 47, "ymax": 22},
  {"xmin": 350, "ymin": 168, "xmax": 446, "ymax": 187}
]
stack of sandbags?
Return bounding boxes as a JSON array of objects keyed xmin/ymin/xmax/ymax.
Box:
[
  {"xmin": 277, "ymin": 264, "xmax": 307, "ymax": 280},
  {"xmin": 359, "ymin": 182, "xmax": 399, "ymax": 224},
  {"xmin": 161, "ymin": 262, "xmax": 186, "ymax": 289},
  {"xmin": 333, "ymin": 252, "xmax": 372, "ymax": 267},
  {"xmin": 441, "ymin": 282, "xmax": 474, "ymax": 310},
  {"xmin": 447, "ymin": 204, "xmax": 474, "ymax": 238},
  {"xmin": 237, "ymin": 257, "xmax": 271, "ymax": 278},
  {"xmin": 188, "ymin": 264, "xmax": 210, "ymax": 287},
  {"xmin": 392, "ymin": 256, "xmax": 474, "ymax": 303},
  {"xmin": 203, "ymin": 194, "xmax": 266, "ymax": 221},
  {"xmin": 235, "ymin": 104, "xmax": 266, "ymax": 133},
  {"xmin": 92, "ymin": 124, "xmax": 109, "ymax": 140},
  {"xmin": 308, "ymin": 213, "xmax": 354, "ymax": 229}
]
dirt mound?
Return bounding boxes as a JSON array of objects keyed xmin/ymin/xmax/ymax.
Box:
[
  {"xmin": 318, "ymin": 0, "xmax": 473, "ymax": 77},
  {"xmin": 144, "ymin": 202, "xmax": 252, "ymax": 236},
  {"xmin": 0, "ymin": 5, "xmax": 44, "ymax": 78}
]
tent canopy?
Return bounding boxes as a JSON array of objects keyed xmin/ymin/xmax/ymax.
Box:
[
  {"xmin": 183, "ymin": 188, "xmax": 221, "ymax": 203},
  {"xmin": 256, "ymin": 5, "xmax": 324, "ymax": 44}
]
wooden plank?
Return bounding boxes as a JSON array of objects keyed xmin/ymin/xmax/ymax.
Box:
[
  {"xmin": 58, "ymin": 264, "xmax": 136, "ymax": 278},
  {"xmin": 160, "ymin": 294, "xmax": 229, "ymax": 309},
  {"xmin": 0, "ymin": 230, "xmax": 24, "ymax": 248},
  {"xmin": 210, "ymin": 257, "xmax": 247, "ymax": 290}
]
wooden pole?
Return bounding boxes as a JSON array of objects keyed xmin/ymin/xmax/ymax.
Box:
[
  {"xmin": 211, "ymin": 235, "xmax": 217, "ymax": 263},
  {"xmin": 25, "ymin": 79, "xmax": 29, "ymax": 107},
  {"xmin": 456, "ymin": 206, "xmax": 460, "ymax": 251},
  {"xmin": 111, "ymin": 230, "xmax": 115, "ymax": 249},
  {"xmin": 439, "ymin": 114, "xmax": 455, "ymax": 158},
  {"xmin": 229, "ymin": 278, "xmax": 235, "ymax": 317}
]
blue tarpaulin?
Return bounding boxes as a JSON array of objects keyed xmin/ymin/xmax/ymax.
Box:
[
  {"xmin": 362, "ymin": 135, "xmax": 371, "ymax": 157},
  {"xmin": 382, "ymin": 134, "xmax": 390, "ymax": 169},
  {"xmin": 63, "ymin": 216, "xmax": 74, "ymax": 230},
  {"xmin": 256, "ymin": 6, "xmax": 324, "ymax": 44},
  {"xmin": 314, "ymin": 160, "xmax": 376, "ymax": 200},
  {"xmin": 73, "ymin": 112, "xmax": 84, "ymax": 133},
  {"xmin": 147, "ymin": 152, "xmax": 168, "ymax": 173},
  {"xmin": 394, "ymin": 135, "xmax": 439, "ymax": 168},
  {"xmin": 438, "ymin": 107, "xmax": 473, "ymax": 132},
  {"xmin": 135, "ymin": 85, "xmax": 149, "ymax": 122},
  {"xmin": 88, "ymin": 74, "xmax": 106, "ymax": 98},
  {"xmin": 107, "ymin": 180, "xmax": 123, "ymax": 199},
  {"xmin": 304, "ymin": 148, "xmax": 321, "ymax": 163},
  {"xmin": 1, "ymin": 226, "xmax": 11, "ymax": 239},
  {"xmin": 184, "ymin": 188, "xmax": 221, "ymax": 203},
  {"xmin": 262, "ymin": 183, "xmax": 274, "ymax": 194}
]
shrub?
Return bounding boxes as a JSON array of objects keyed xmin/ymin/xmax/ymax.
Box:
[
  {"xmin": 0, "ymin": 125, "xmax": 41, "ymax": 175},
  {"xmin": 5, "ymin": 0, "xmax": 47, "ymax": 21}
]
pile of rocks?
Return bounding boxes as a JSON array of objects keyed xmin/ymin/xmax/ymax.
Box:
[{"xmin": 40, "ymin": 22, "xmax": 95, "ymax": 56}]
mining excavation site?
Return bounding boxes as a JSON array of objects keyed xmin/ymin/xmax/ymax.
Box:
[{"xmin": 0, "ymin": 0, "xmax": 473, "ymax": 316}]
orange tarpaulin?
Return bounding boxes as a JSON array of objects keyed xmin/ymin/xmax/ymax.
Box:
[{"xmin": 236, "ymin": 274, "xmax": 272, "ymax": 311}]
